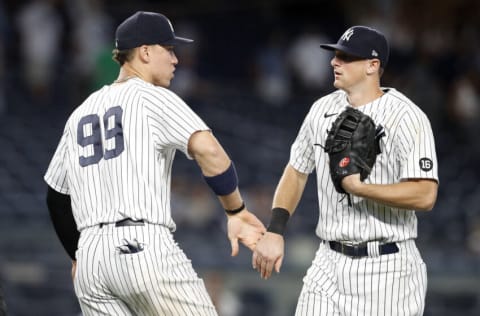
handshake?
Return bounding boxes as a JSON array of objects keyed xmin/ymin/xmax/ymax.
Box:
[{"xmin": 226, "ymin": 207, "xmax": 288, "ymax": 280}]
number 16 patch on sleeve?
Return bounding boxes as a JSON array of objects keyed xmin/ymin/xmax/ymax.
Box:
[{"xmin": 419, "ymin": 158, "xmax": 433, "ymax": 171}]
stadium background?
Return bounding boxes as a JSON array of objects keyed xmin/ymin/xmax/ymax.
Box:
[{"xmin": 0, "ymin": 0, "xmax": 479, "ymax": 315}]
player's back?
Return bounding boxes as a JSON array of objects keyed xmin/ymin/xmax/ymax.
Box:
[{"xmin": 64, "ymin": 78, "xmax": 179, "ymax": 230}]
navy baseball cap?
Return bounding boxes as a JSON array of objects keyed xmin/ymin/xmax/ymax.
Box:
[
  {"xmin": 320, "ymin": 26, "xmax": 389, "ymax": 67},
  {"xmin": 115, "ymin": 11, "xmax": 193, "ymax": 50}
]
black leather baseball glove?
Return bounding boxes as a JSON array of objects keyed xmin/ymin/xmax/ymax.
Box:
[{"xmin": 324, "ymin": 107, "xmax": 385, "ymax": 195}]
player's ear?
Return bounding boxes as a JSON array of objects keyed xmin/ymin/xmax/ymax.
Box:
[
  {"xmin": 137, "ymin": 45, "xmax": 150, "ymax": 63},
  {"xmin": 366, "ymin": 59, "xmax": 381, "ymax": 76}
]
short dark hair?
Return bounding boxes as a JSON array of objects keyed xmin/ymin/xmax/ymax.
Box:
[{"xmin": 112, "ymin": 48, "xmax": 135, "ymax": 66}]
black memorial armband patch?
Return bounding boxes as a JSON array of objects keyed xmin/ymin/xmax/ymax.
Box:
[{"xmin": 419, "ymin": 157, "xmax": 433, "ymax": 171}]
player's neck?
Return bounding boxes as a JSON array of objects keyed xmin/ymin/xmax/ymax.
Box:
[
  {"xmin": 346, "ymin": 85, "xmax": 384, "ymax": 108},
  {"xmin": 115, "ymin": 64, "xmax": 146, "ymax": 84}
]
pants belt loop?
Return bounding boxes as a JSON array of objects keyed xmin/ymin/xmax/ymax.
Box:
[{"xmin": 367, "ymin": 241, "xmax": 381, "ymax": 257}]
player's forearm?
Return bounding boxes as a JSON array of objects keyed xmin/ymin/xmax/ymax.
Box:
[
  {"xmin": 350, "ymin": 179, "xmax": 438, "ymax": 211},
  {"xmin": 272, "ymin": 164, "xmax": 308, "ymax": 215},
  {"xmin": 189, "ymin": 131, "xmax": 247, "ymax": 211}
]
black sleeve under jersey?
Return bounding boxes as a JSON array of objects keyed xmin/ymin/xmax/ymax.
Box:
[{"xmin": 46, "ymin": 186, "xmax": 80, "ymax": 260}]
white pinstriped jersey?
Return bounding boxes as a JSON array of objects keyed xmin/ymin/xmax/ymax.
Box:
[
  {"xmin": 290, "ymin": 87, "xmax": 438, "ymax": 243},
  {"xmin": 44, "ymin": 77, "xmax": 209, "ymax": 231}
]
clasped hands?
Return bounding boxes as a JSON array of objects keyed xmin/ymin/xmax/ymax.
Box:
[{"xmin": 227, "ymin": 209, "xmax": 285, "ymax": 280}]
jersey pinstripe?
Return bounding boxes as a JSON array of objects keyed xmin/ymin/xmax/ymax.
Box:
[
  {"xmin": 295, "ymin": 240, "xmax": 427, "ymax": 316},
  {"xmin": 74, "ymin": 224, "xmax": 216, "ymax": 316},
  {"xmin": 290, "ymin": 87, "xmax": 435, "ymax": 316},
  {"xmin": 289, "ymin": 87, "xmax": 438, "ymax": 243},
  {"xmin": 44, "ymin": 77, "xmax": 209, "ymax": 231},
  {"xmin": 44, "ymin": 77, "xmax": 217, "ymax": 315}
]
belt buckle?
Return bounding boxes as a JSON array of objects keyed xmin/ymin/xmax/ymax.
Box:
[{"xmin": 348, "ymin": 242, "xmax": 366, "ymax": 258}]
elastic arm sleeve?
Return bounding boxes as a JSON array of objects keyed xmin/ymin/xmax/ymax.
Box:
[{"xmin": 46, "ymin": 186, "xmax": 80, "ymax": 260}]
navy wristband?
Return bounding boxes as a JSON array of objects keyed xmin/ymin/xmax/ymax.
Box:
[
  {"xmin": 267, "ymin": 207, "xmax": 290, "ymax": 236},
  {"xmin": 204, "ymin": 162, "xmax": 238, "ymax": 196}
]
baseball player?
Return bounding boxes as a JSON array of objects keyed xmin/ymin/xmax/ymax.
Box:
[
  {"xmin": 44, "ymin": 11, "xmax": 265, "ymax": 316},
  {"xmin": 253, "ymin": 26, "xmax": 439, "ymax": 316}
]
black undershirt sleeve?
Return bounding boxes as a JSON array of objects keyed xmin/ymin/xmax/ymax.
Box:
[{"xmin": 46, "ymin": 186, "xmax": 80, "ymax": 260}]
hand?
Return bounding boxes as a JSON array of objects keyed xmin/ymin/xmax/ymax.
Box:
[
  {"xmin": 227, "ymin": 209, "xmax": 266, "ymax": 256},
  {"xmin": 71, "ymin": 260, "xmax": 77, "ymax": 281},
  {"xmin": 341, "ymin": 173, "xmax": 362, "ymax": 195},
  {"xmin": 252, "ymin": 232, "xmax": 284, "ymax": 279}
]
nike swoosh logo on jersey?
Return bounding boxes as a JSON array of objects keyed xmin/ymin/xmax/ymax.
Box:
[
  {"xmin": 324, "ymin": 112, "xmax": 338, "ymax": 118},
  {"xmin": 314, "ymin": 143, "xmax": 325, "ymax": 149}
]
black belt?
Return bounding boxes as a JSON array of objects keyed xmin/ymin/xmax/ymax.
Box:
[
  {"xmin": 100, "ymin": 218, "xmax": 145, "ymax": 228},
  {"xmin": 328, "ymin": 241, "xmax": 398, "ymax": 258}
]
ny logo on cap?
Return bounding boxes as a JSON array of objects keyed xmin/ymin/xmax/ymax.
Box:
[{"xmin": 341, "ymin": 28, "xmax": 354, "ymax": 41}]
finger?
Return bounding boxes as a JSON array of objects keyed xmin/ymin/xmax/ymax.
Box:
[
  {"xmin": 257, "ymin": 256, "xmax": 264, "ymax": 274},
  {"xmin": 257, "ymin": 259, "xmax": 263, "ymax": 278},
  {"xmin": 252, "ymin": 249, "xmax": 263, "ymax": 269},
  {"xmin": 256, "ymin": 255, "xmax": 263, "ymax": 274},
  {"xmin": 274, "ymin": 256, "xmax": 284, "ymax": 274},
  {"xmin": 264, "ymin": 259, "xmax": 274, "ymax": 279},
  {"xmin": 259, "ymin": 258, "xmax": 266, "ymax": 278},
  {"xmin": 230, "ymin": 237, "xmax": 239, "ymax": 257},
  {"xmin": 254, "ymin": 253, "xmax": 261, "ymax": 270},
  {"xmin": 252, "ymin": 251, "xmax": 258, "ymax": 269},
  {"xmin": 260, "ymin": 258, "xmax": 270, "ymax": 279}
]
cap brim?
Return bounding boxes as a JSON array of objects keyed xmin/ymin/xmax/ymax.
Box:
[
  {"xmin": 163, "ymin": 36, "xmax": 194, "ymax": 46},
  {"xmin": 320, "ymin": 43, "xmax": 366, "ymax": 59}
]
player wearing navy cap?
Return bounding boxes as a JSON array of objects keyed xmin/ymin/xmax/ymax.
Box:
[
  {"xmin": 253, "ymin": 25, "xmax": 438, "ymax": 316},
  {"xmin": 45, "ymin": 11, "xmax": 265, "ymax": 315}
]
